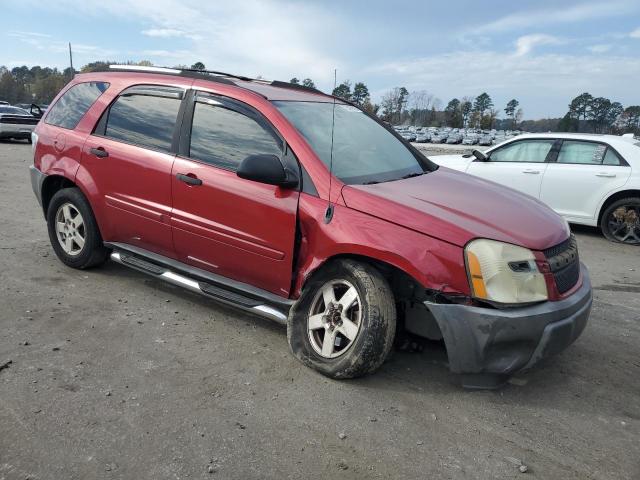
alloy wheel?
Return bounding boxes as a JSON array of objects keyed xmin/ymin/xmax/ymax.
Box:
[
  {"xmin": 607, "ymin": 205, "xmax": 640, "ymax": 245},
  {"xmin": 55, "ymin": 202, "xmax": 86, "ymax": 256},
  {"xmin": 307, "ymin": 279, "xmax": 362, "ymax": 358}
]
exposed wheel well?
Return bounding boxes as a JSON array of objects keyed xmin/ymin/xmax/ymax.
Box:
[
  {"xmin": 598, "ymin": 190, "xmax": 640, "ymax": 225},
  {"xmin": 41, "ymin": 175, "xmax": 77, "ymax": 215},
  {"xmin": 304, "ymin": 254, "xmax": 443, "ymax": 341}
]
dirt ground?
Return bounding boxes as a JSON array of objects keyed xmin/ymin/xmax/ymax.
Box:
[{"xmin": 1, "ymin": 140, "xmax": 639, "ymax": 480}]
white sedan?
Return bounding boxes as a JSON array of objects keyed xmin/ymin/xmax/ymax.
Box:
[{"xmin": 431, "ymin": 133, "xmax": 640, "ymax": 245}]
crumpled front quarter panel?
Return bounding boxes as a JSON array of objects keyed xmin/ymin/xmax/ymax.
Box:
[{"xmin": 293, "ymin": 193, "xmax": 470, "ymax": 298}]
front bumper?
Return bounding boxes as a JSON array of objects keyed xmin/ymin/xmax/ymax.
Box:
[
  {"xmin": 425, "ymin": 263, "xmax": 592, "ymax": 386},
  {"xmin": 30, "ymin": 165, "xmax": 46, "ymax": 210}
]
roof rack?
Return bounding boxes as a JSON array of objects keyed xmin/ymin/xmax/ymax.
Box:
[{"xmin": 107, "ymin": 64, "xmax": 327, "ymax": 97}]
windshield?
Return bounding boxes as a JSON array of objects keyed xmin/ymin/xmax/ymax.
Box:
[
  {"xmin": 274, "ymin": 101, "xmax": 430, "ymax": 184},
  {"xmin": 0, "ymin": 106, "xmax": 30, "ymax": 115}
]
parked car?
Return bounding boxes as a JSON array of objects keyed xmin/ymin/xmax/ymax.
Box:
[
  {"xmin": 0, "ymin": 105, "xmax": 40, "ymax": 141},
  {"xmin": 430, "ymin": 134, "xmax": 445, "ymax": 144},
  {"xmin": 29, "ymin": 68, "xmax": 591, "ymax": 388},
  {"xmin": 415, "ymin": 132, "xmax": 431, "ymax": 143},
  {"xmin": 478, "ymin": 135, "xmax": 493, "ymax": 146},
  {"xmin": 462, "ymin": 136, "xmax": 477, "ymax": 145},
  {"xmin": 446, "ymin": 134, "xmax": 461, "ymax": 144},
  {"xmin": 401, "ymin": 132, "xmax": 417, "ymax": 142},
  {"xmin": 431, "ymin": 133, "xmax": 640, "ymax": 244},
  {"xmin": 14, "ymin": 103, "xmax": 45, "ymax": 118}
]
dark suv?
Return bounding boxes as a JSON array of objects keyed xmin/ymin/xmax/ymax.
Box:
[{"xmin": 29, "ymin": 66, "xmax": 592, "ymax": 387}]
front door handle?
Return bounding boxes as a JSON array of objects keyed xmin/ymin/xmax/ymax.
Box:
[
  {"xmin": 176, "ymin": 173, "xmax": 203, "ymax": 186},
  {"xmin": 89, "ymin": 147, "xmax": 109, "ymax": 158},
  {"xmin": 595, "ymin": 172, "xmax": 616, "ymax": 178},
  {"xmin": 522, "ymin": 169, "xmax": 540, "ymax": 174}
]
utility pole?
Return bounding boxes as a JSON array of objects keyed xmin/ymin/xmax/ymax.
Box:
[{"xmin": 68, "ymin": 42, "xmax": 75, "ymax": 78}]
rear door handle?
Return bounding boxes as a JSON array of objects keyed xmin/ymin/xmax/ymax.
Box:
[
  {"xmin": 89, "ymin": 147, "xmax": 109, "ymax": 158},
  {"xmin": 595, "ymin": 172, "xmax": 616, "ymax": 178},
  {"xmin": 522, "ymin": 169, "xmax": 540, "ymax": 174},
  {"xmin": 176, "ymin": 173, "xmax": 203, "ymax": 186}
]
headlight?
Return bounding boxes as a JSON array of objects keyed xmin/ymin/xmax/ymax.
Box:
[{"xmin": 465, "ymin": 239, "xmax": 548, "ymax": 304}]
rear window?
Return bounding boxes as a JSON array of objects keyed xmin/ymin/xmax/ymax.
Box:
[{"xmin": 45, "ymin": 81, "xmax": 109, "ymax": 130}]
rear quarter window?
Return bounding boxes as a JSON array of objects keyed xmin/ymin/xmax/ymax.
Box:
[{"xmin": 45, "ymin": 81, "xmax": 110, "ymax": 130}]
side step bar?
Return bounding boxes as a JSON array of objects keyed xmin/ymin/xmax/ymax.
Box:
[{"xmin": 109, "ymin": 250, "xmax": 290, "ymax": 325}]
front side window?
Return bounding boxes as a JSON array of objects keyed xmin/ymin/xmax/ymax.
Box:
[
  {"xmin": 274, "ymin": 101, "xmax": 428, "ymax": 184},
  {"xmin": 556, "ymin": 141, "xmax": 607, "ymax": 165},
  {"xmin": 490, "ymin": 140, "xmax": 555, "ymax": 163},
  {"xmin": 46, "ymin": 81, "xmax": 109, "ymax": 130},
  {"xmin": 104, "ymin": 91, "xmax": 181, "ymax": 151},
  {"xmin": 189, "ymin": 99, "xmax": 282, "ymax": 170}
]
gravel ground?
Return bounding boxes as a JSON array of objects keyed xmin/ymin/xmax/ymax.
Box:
[{"xmin": 1, "ymin": 140, "xmax": 639, "ymax": 480}]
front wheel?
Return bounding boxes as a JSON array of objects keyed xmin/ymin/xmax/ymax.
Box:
[
  {"xmin": 287, "ymin": 259, "xmax": 396, "ymax": 379},
  {"xmin": 600, "ymin": 197, "xmax": 640, "ymax": 245}
]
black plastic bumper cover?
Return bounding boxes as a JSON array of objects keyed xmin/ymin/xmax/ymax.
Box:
[
  {"xmin": 29, "ymin": 165, "xmax": 46, "ymax": 210},
  {"xmin": 424, "ymin": 263, "xmax": 592, "ymax": 376}
]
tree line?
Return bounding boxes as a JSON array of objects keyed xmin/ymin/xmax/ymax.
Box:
[
  {"xmin": 2, "ymin": 62, "xmax": 638, "ymax": 136},
  {"xmin": 558, "ymin": 92, "xmax": 640, "ymax": 135}
]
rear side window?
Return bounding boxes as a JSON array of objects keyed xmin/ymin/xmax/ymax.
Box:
[
  {"xmin": 45, "ymin": 82, "xmax": 109, "ymax": 129},
  {"xmin": 189, "ymin": 100, "xmax": 282, "ymax": 170},
  {"xmin": 104, "ymin": 90, "xmax": 181, "ymax": 151},
  {"xmin": 490, "ymin": 140, "xmax": 555, "ymax": 163},
  {"xmin": 603, "ymin": 148, "xmax": 623, "ymax": 166},
  {"xmin": 556, "ymin": 141, "xmax": 607, "ymax": 164}
]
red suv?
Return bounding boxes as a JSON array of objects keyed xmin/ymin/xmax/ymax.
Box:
[{"xmin": 29, "ymin": 66, "xmax": 592, "ymax": 388}]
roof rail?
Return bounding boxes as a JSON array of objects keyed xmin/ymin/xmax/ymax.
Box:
[
  {"xmin": 109, "ymin": 64, "xmax": 258, "ymax": 82},
  {"xmin": 107, "ymin": 64, "xmax": 328, "ymax": 97}
]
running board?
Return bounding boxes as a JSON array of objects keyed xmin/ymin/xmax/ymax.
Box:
[{"xmin": 110, "ymin": 251, "xmax": 289, "ymax": 325}]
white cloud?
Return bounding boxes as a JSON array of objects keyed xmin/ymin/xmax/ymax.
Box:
[
  {"xmin": 630, "ymin": 27, "xmax": 640, "ymax": 38},
  {"xmin": 514, "ymin": 34, "xmax": 562, "ymax": 56},
  {"xmin": 35, "ymin": 0, "xmax": 342, "ymax": 83},
  {"xmin": 475, "ymin": 1, "xmax": 634, "ymax": 33},
  {"xmin": 366, "ymin": 50, "xmax": 640, "ymax": 118},
  {"xmin": 588, "ymin": 44, "xmax": 612, "ymax": 53},
  {"xmin": 141, "ymin": 28, "xmax": 201, "ymax": 40},
  {"xmin": 8, "ymin": 30, "xmax": 117, "ymax": 58},
  {"xmin": 142, "ymin": 28, "xmax": 185, "ymax": 38}
]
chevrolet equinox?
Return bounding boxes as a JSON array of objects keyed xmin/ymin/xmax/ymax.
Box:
[{"xmin": 29, "ymin": 66, "xmax": 592, "ymax": 388}]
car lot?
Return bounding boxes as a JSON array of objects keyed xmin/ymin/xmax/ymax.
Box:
[{"xmin": 1, "ymin": 141, "xmax": 639, "ymax": 479}]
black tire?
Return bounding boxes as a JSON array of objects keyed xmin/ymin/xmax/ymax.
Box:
[
  {"xmin": 46, "ymin": 187, "xmax": 109, "ymax": 268},
  {"xmin": 600, "ymin": 197, "xmax": 640, "ymax": 245},
  {"xmin": 287, "ymin": 259, "xmax": 396, "ymax": 379}
]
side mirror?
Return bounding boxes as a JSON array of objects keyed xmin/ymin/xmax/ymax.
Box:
[
  {"xmin": 472, "ymin": 149, "xmax": 488, "ymax": 162},
  {"xmin": 30, "ymin": 104, "xmax": 43, "ymax": 118},
  {"xmin": 237, "ymin": 154, "xmax": 298, "ymax": 188}
]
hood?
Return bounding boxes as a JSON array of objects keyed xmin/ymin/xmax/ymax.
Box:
[{"xmin": 341, "ymin": 166, "xmax": 568, "ymax": 250}]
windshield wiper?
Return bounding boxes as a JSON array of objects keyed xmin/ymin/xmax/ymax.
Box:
[
  {"xmin": 400, "ymin": 172, "xmax": 425, "ymax": 180},
  {"xmin": 362, "ymin": 180, "xmax": 380, "ymax": 185}
]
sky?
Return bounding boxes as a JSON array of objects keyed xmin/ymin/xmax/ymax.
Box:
[{"xmin": 1, "ymin": 0, "xmax": 639, "ymax": 119}]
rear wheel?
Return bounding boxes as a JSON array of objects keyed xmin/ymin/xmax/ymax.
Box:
[
  {"xmin": 287, "ymin": 259, "xmax": 396, "ymax": 379},
  {"xmin": 46, "ymin": 188, "xmax": 109, "ymax": 268},
  {"xmin": 600, "ymin": 197, "xmax": 640, "ymax": 245}
]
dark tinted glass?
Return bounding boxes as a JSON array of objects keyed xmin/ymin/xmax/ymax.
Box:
[
  {"xmin": 274, "ymin": 101, "xmax": 424, "ymax": 184},
  {"xmin": 189, "ymin": 102, "xmax": 281, "ymax": 170},
  {"xmin": 46, "ymin": 82, "xmax": 109, "ymax": 129},
  {"xmin": 105, "ymin": 94, "xmax": 180, "ymax": 151}
]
